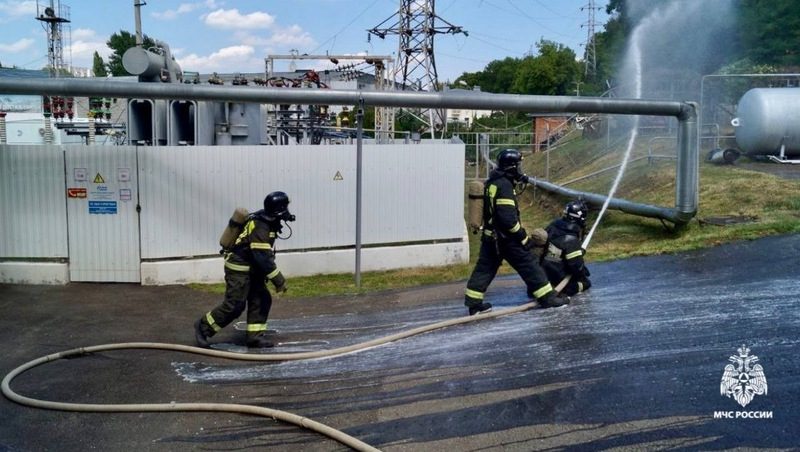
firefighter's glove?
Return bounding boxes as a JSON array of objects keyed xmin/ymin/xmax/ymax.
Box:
[
  {"xmin": 530, "ymin": 228, "xmax": 548, "ymax": 247},
  {"xmin": 271, "ymin": 273, "xmax": 288, "ymax": 294},
  {"xmin": 522, "ymin": 236, "xmax": 535, "ymax": 251}
]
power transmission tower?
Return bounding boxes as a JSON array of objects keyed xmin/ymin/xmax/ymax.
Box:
[
  {"xmin": 368, "ymin": 0, "xmax": 467, "ymax": 138},
  {"xmin": 581, "ymin": 0, "xmax": 601, "ymax": 79},
  {"xmin": 36, "ymin": 0, "xmax": 71, "ymax": 78}
]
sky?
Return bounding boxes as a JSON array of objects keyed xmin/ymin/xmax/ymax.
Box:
[{"xmin": 0, "ymin": 0, "xmax": 611, "ymax": 82}]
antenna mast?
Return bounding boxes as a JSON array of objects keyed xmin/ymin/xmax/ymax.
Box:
[{"xmin": 36, "ymin": 0, "xmax": 71, "ymax": 78}]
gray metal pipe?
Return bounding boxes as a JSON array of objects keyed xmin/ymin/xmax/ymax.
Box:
[
  {"xmin": 355, "ymin": 102, "xmax": 364, "ymax": 288},
  {"xmin": 675, "ymin": 102, "xmax": 698, "ymax": 222},
  {"xmin": 524, "ymin": 175, "xmax": 686, "ymax": 223},
  {"xmin": 0, "ymin": 77, "xmax": 698, "ymax": 225},
  {"xmin": 0, "ymin": 78, "xmax": 690, "ymax": 117},
  {"xmin": 525, "ymin": 102, "xmax": 697, "ymax": 225}
]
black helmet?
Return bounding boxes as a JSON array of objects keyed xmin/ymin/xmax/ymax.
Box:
[
  {"xmin": 563, "ymin": 199, "xmax": 588, "ymax": 227},
  {"xmin": 496, "ymin": 149, "xmax": 524, "ymax": 181},
  {"xmin": 263, "ymin": 191, "xmax": 295, "ymax": 222}
]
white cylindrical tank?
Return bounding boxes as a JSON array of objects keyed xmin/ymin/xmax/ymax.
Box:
[{"xmin": 732, "ymin": 88, "xmax": 800, "ymax": 157}]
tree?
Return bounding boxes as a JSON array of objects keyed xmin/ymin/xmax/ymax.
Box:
[
  {"xmin": 106, "ymin": 30, "xmax": 156, "ymax": 76},
  {"xmin": 453, "ymin": 57, "xmax": 522, "ymax": 94},
  {"xmin": 478, "ymin": 57, "xmax": 521, "ymax": 94},
  {"xmin": 511, "ymin": 40, "xmax": 580, "ymax": 95},
  {"xmin": 739, "ymin": 0, "xmax": 800, "ymax": 67},
  {"xmin": 92, "ymin": 51, "xmax": 107, "ymax": 77}
]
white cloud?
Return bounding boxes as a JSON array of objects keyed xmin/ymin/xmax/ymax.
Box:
[
  {"xmin": 0, "ymin": 38, "xmax": 35, "ymax": 53},
  {"xmin": 67, "ymin": 29, "xmax": 111, "ymax": 69},
  {"xmin": 234, "ymin": 25, "xmax": 316, "ymax": 54},
  {"xmin": 151, "ymin": 0, "xmax": 222, "ymax": 20},
  {"xmin": 204, "ymin": 8, "xmax": 275, "ymax": 30},
  {"xmin": 177, "ymin": 45, "xmax": 264, "ymax": 73},
  {"xmin": 69, "ymin": 40, "xmax": 111, "ymax": 61},
  {"xmin": 0, "ymin": 0, "xmax": 36, "ymax": 17},
  {"xmin": 71, "ymin": 28, "xmax": 98, "ymax": 41},
  {"xmin": 263, "ymin": 25, "xmax": 315, "ymax": 48}
]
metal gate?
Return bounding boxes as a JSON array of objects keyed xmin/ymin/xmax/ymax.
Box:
[{"xmin": 64, "ymin": 145, "xmax": 140, "ymax": 282}]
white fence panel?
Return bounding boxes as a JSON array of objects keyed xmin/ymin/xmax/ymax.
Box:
[
  {"xmin": 0, "ymin": 145, "xmax": 68, "ymax": 258},
  {"xmin": 2, "ymin": 142, "xmax": 466, "ymax": 283},
  {"xmin": 138, "ymin": 143, "xmax": 464, "ymax": 259},
  {"xmin": 362, "ymin": 143, "xmax": 465, "ymax": 243},
  {"xmin": 63, "ymin": 145, "xmax": 140, "ymax": 282}
]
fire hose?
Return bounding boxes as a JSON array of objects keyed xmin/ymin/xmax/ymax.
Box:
[{"xmin": 2, "ymin": 299, "xmax": 544, "ymax": 452}]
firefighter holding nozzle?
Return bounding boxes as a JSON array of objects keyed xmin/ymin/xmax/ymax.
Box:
[
  {"xmin": 464, "ymin": 149, "xmax": 570, "ymax": 315},
  {"xmin": 536, "ymin": 200, "xmax": 592, "ymax": 297}
]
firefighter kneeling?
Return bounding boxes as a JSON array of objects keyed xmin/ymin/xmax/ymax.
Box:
[{"xmin": 537, "ymin": 200, "xmax": 592, "ymax": 297}]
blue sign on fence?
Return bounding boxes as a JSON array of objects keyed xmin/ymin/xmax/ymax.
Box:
[{"xmin": 89, "ymin": 200, "xmax": 117, "ymax": 214}]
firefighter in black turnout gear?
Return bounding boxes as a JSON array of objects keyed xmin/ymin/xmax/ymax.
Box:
[
  {"xmin": 464, "ymin": 149, "xmax": 569, "ymax": 315},
  {"xmin": 541, "ymin": 200, "xmax": 592, "ymax": 296},
  {"xmin": 194, "ymin": 191, "xmax": 295, "ymax": 348}
]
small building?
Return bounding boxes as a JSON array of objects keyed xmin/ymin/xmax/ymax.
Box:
[{"xmin": 528, "ymin": 113, "xmax": 573, "ymax": 152}]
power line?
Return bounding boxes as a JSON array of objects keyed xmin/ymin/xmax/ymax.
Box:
[
  {"xmin": 437, "ymin": 51, "xmax": 492, "ymax": 64},
  {"xmin": 505, "ymin": 0, "xmax": 575, "ymax": 40},
  {"xmin": 310, "ymin": 0, "xmax": 382, "ymax": 54},
  {"xmin": 468, "ymin": 34, "xmax": 521, "ymax": 55}
]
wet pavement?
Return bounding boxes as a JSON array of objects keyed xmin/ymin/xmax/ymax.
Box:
[{"xmin": 1, "ymin": 234, "xmax": 799, "ymax": 451}]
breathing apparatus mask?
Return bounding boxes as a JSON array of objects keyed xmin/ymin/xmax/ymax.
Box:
[{"xmin": 263, "ymin": 191, "xmax": 296, "ymax": 237}]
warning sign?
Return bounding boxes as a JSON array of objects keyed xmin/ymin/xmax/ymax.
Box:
[
  {"xmin": 333, "ymin": 171, "xmax": 344, "ymax": 181},
  {"xmin": 93, "ymin": 173, "xmax": 105, "ymax": 183},
  {"xmin": 67, "ymin": 188, "xmax": 87, "ymax": 198}
]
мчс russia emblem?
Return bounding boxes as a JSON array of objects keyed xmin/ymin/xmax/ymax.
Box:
[{"xmin": 720, "ymin": 345, "xmax": 768, "ymax": 407}]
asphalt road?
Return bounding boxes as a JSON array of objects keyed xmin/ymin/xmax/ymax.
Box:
[{"xmin": 1, "ymin": 234, "xmax": 798, "ymax": 451}]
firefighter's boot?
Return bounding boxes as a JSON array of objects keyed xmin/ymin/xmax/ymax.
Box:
[
  {"xmin": 468, "ymin": 302, "xmax": 493, "ymax": 316},
  {"xmin": 540, "ymin": 292, "xmax": 570, "ymax": 308},
  {"xmin": 194, "ymin": 319, "xmax": 213, "ymax": 348},
  {"xmin": 246, "ymin": 333, "xmax": 275, "ymax": 349}
]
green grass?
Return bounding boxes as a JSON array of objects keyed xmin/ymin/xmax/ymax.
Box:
[{"xmin": 190, "ymin": 135, "xmax": 800, "ymax": 298}]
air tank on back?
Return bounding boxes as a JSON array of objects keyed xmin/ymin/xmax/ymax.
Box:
[{"xmin": 732, "ymin": 88, "xmax": 800, "ymax": 157}]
